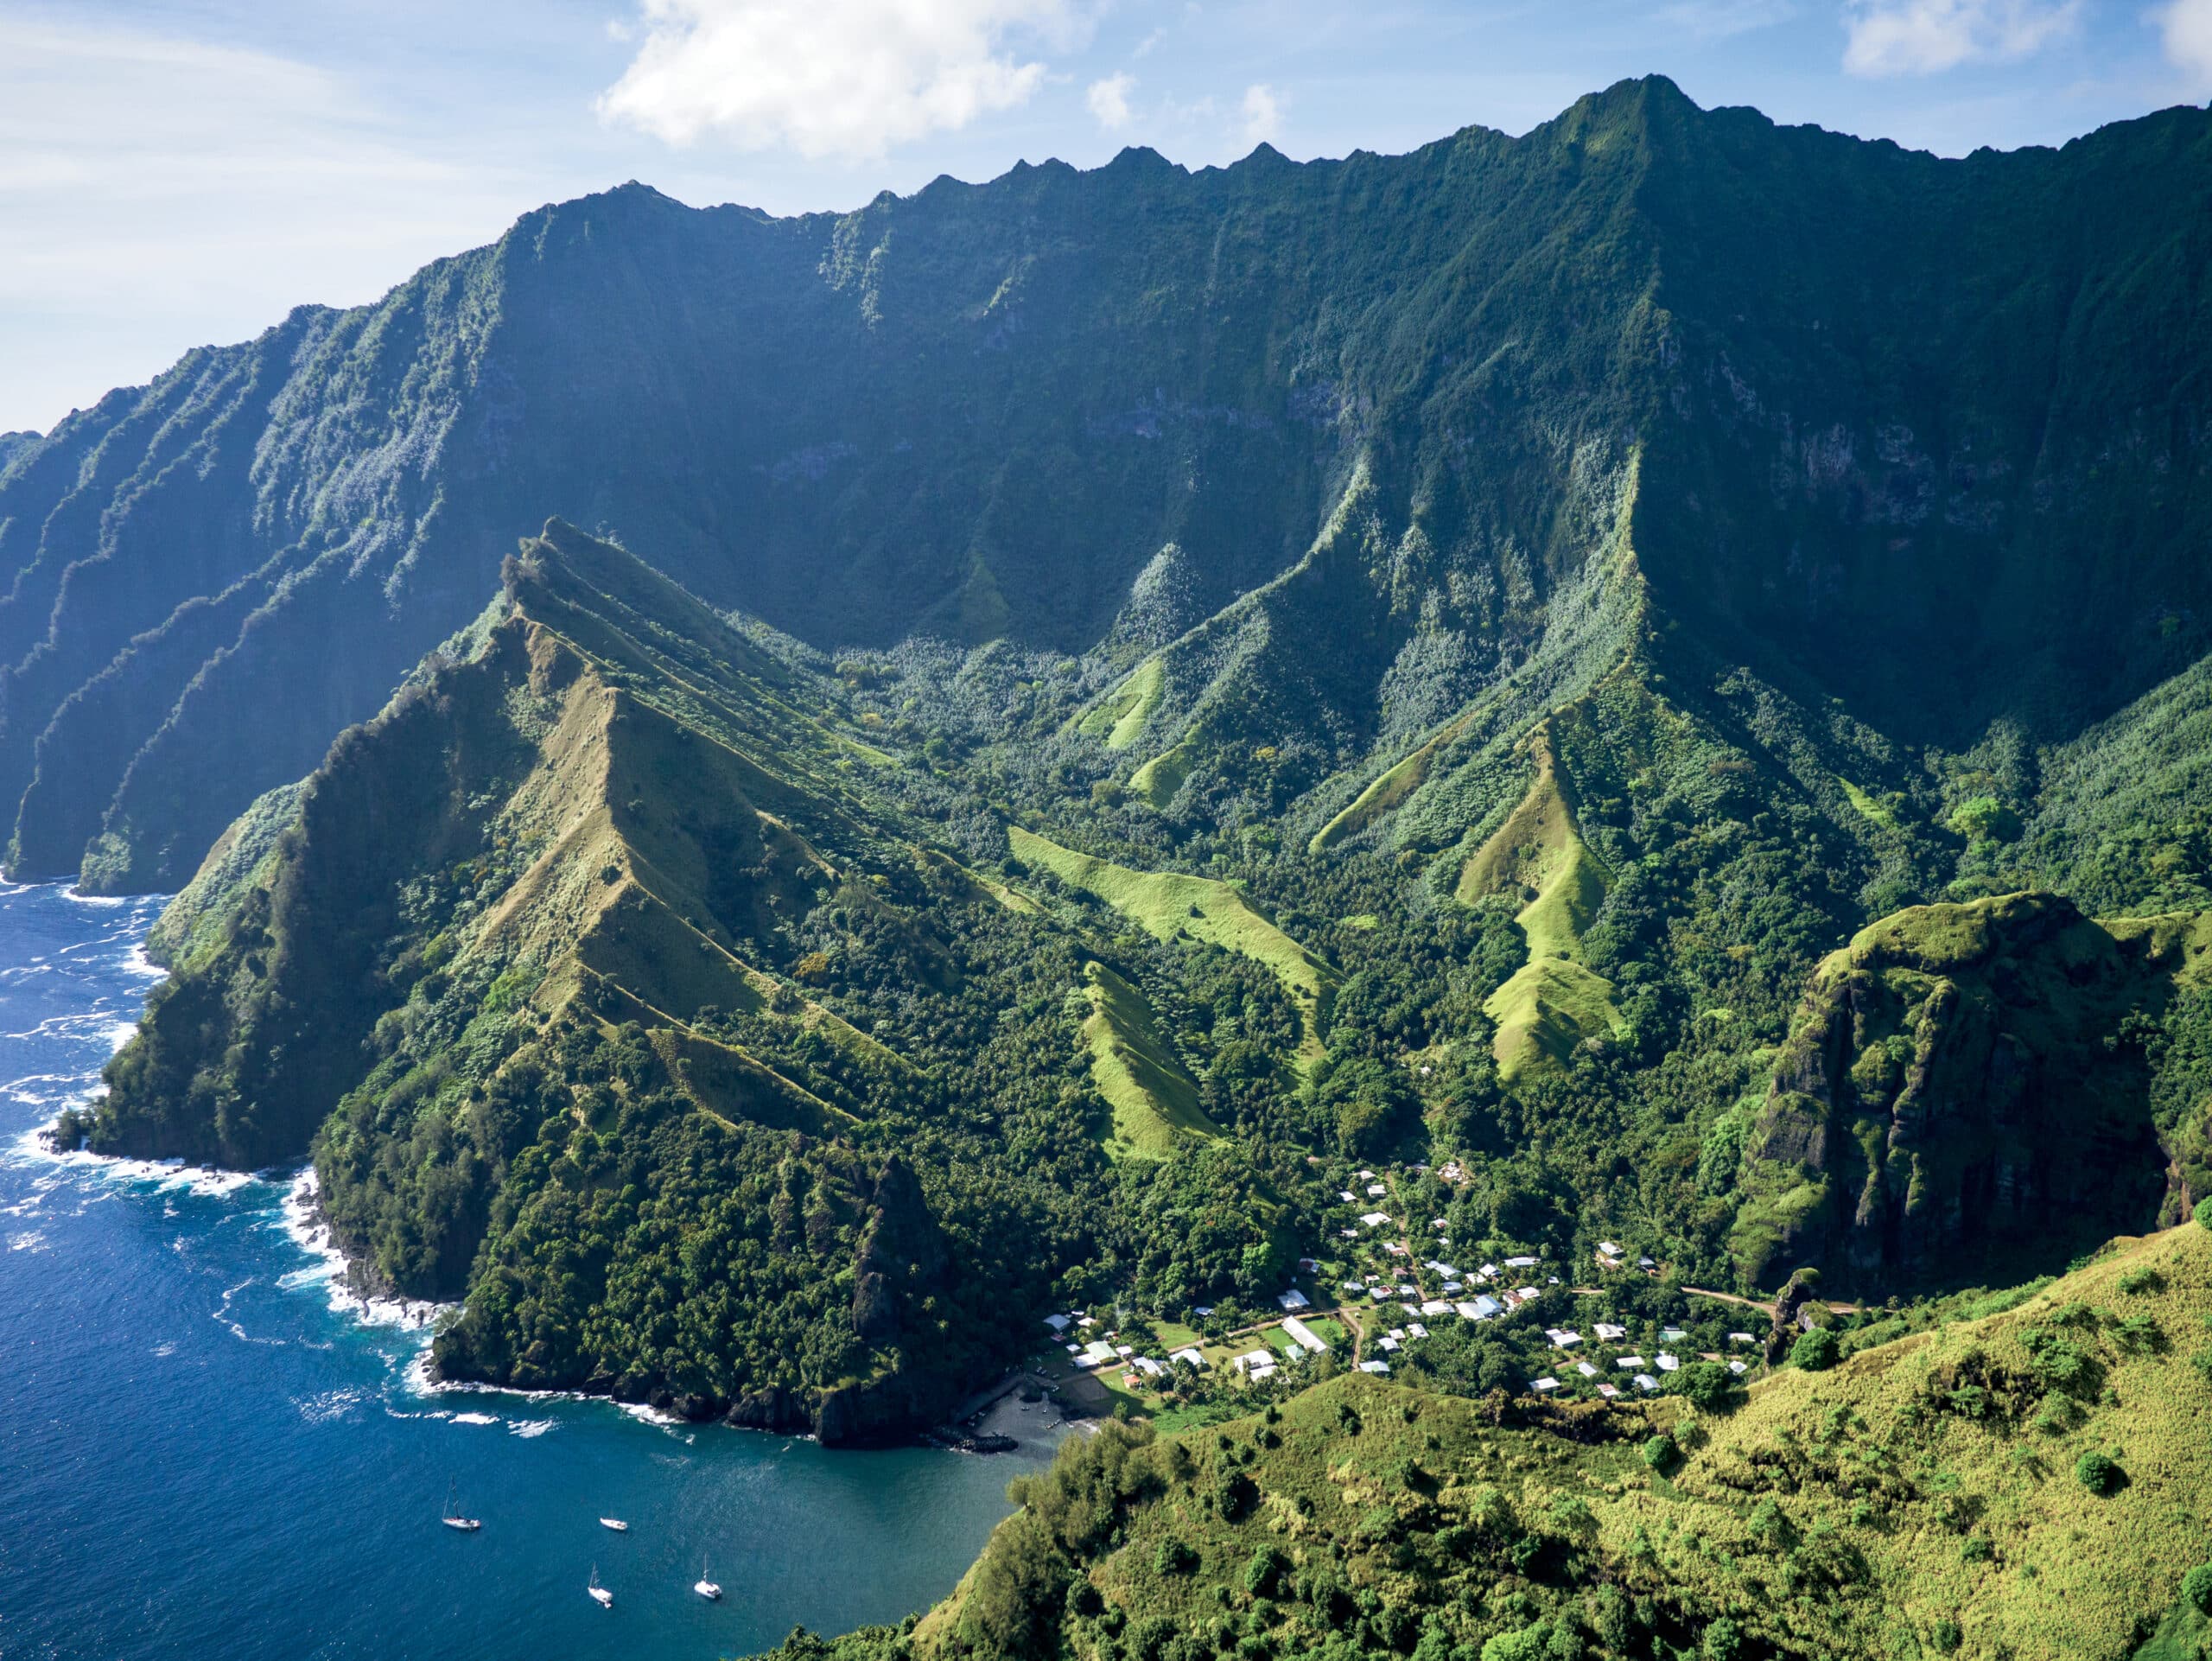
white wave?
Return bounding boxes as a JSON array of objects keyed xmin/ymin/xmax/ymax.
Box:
[
  {"xmin": 152, "ymin": 1341, "xmax": 175, "ymax": 1358},
  {"xmin": 620, "ymin": 1401, "xmax": 683, "ymax": 1428},
  {"xmin": 275, "ymin": 1168, "xmax": 449, "ymax": 1332},
  {"xmin": 60, "ymin": 888, "xmax": 127, "ymax": 907},
  {"xmin": 449, "ymin": 1411, "xmax": 499, "ymax": 1427},
  {"xmin": 119, "ymin": 940, "xmax": 167, "ymax": 980},
  {"xmin": 8, "ymin": 1129, "xmax": 262, "ymax": 1198},
  {"xmin": 8, "ymin": 1230, "xmax": 45, "ymax": 1252},
  {"xmin": 508, "ymin": 1418, "xmax": 556, "ymax": 1438},
  {"xmin": 297, "ymin": 1387, "xmax": 370, "ymax": 1424}
]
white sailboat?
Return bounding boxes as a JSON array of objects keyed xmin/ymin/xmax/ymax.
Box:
[
  {"xmin": 599, "ymin": 1516, "xmax": 629, "ymax": 1532},
  {"xmin": 694, "ymin": 1554, "xmax": 722, "ymax": 1601},
  {"xmin": 441, "ymin": 1477, "xmax": 480, "ymax": 1532},
  {"xmin": 588, "ymin": 1563, "xmax": 613, "ymax": 1608}
]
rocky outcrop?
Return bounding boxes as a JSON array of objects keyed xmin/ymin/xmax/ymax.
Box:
[{"xmin": 1731, "ymin": 893, "xmax": 2181, "ymax": 1290}]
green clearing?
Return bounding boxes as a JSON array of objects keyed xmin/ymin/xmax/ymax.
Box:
[
  {"xmin": 1311, "ymin": 713, "xmax": 1471, "ymax": 853},
  {"xmin": 1010, "ymin": 825, "xmax": 1336, "ymax": 1058},
  {"xmin": 1839, "ymin": 775, "xmax": 1899, "ymax": 830},
  {"xmin": 1457, "ymin": 735, "xmax": 1623, "ymax": 1077},
  {"xmin": 1079, "ymin": 961, "xmax": 1222, "ymax": 1161},
  {"xmin": 1074, "ymin": 657, "xmax": 1166, "ymax": 751},
  {"xmin": 1128, "ymin": 733, "xmax": 1198, "ymax": 808}
]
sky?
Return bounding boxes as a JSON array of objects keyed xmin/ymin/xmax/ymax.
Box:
[{"xmin": 4, "ymin": 0, "xmax": 2209, "ymax": 435}]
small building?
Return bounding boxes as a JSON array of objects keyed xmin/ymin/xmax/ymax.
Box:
[
  {"xmin": 1376, "ymin": 1336, "xmax": 1400, "ymax": 1352},
  {"xmin": 1338, "ymin": 1190, "xmax": 1357, "ymax": 1203},
  {"xmin": 1131, "ymin": 1356, "xmax": 1164, "ymax": 1377},
  {"xmin": 1575, "ymin": 1361, "xmax": 1599, "ymax": 1378},
  {"xmin": 1406, "ymin": 1322, "xmax": 1427, "ymax": 1339},
  {"xmin": 1231, "ymin": 1348, "xmax": 1275, "ymax": 1376},
  {"xmin": 1460, "ymin": 1295, "xmax": 1503, "ymax": 1321},
  {"xmin": 1366, "ymin": 1182, "xmax": 1388, "ymax": 1197},
  {"xmin": 1504, "ymin": 1255, "xmax": 1538, "ymax": 1270},
  {"xmin": 1170, "ymin": 1347, "xmax": 1206, "ymax": 1369},
  {"xmin": 1597, "ymin": 1383, "xmax": 1620, "ymax": 1399},
  {"xmin": 1633, "ymin": 1372, "xmax": 1660, "ymax": 1393},
  {"xmin": 1280, "ymin": 1315, "xmax": 1329, "ymax": 1355},
  {"xmin": 1079, "ymin": 1340, "xmax": 1116, "ymax": 1369},
  {"xmin": 1359, "ymin": 1211, "xmax": 1393, "ymax": 1228},
  {"xmin": 1042, "ymin": 1314, "xmax": 1072, "ymax": 1334},
  {"xmin": 1592, "ymin": 1322, "xmax": 1626, "ymax": 1341},
  {"xmin": 1597, "ymin": 1241, "xmax": 1623, "ymax": 1259},
  {"xmin": 1656, "ymin": 1352, "xmax": 1680, "ymax": 1372},
  {"xmin": 1728, "ymin": 1359, "xmax": 1747, "ymax": 1375},
  {"xmin": 1420, "ymin": 1299, "xmax": 1452, "ymax": 1317},
  {"xmin": 1729, "ymin": 1332, "xmax": 1758, "ymax": 1345},
  {"xmin": 1547, "ymin": 1328, "xmax": 1584, "ymax": 1349},
  {"xmin": 1661, "ymin": 1327, "xmax": 1687, "ymax": 1342},
  {"xmin": 1616, "ymin": 1355, "xmax": 1646, "ymax": 1371},
  {"xmin": 1277, "ymin": 1289, "xmax": 1311, "ymax": 1312},
  {"xmin": 1358, "ymin": 1359, "xmax": 1390, "ymax": 1374},
  {"xmin": 1530, "ymin": 1377, "xmax": 1562, "ymax": 1394}
]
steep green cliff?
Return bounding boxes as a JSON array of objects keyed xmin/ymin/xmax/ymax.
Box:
[{"xmin": 6, "ymin": 79, "xmax": 2209, "ymax": 893}]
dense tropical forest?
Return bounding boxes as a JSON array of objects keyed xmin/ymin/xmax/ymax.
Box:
[{"xmin": 18, "ymin": 73, "xmax": 2212, "ymax": 1659}]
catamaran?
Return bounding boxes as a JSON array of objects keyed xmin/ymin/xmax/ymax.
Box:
[
  {"xmin": 695, "ymin": 1555, "xmax": 722, "ymax": 1601},
  {"xmin": 599, "ymin": 1516, "xmax": 628, "ymax": 1531},
  {"xmin": 587, "ymin": 1564, "xmax": 613, "ymax": 1608},
  {"xmin": 441, "ymin": 1478, "xmax": 480, "ymax": 1532}
]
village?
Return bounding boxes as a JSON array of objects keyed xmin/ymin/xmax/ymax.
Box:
[{"xmin": 992, "ymin": 1157, "xmax": 1773, "ymax": 1435}]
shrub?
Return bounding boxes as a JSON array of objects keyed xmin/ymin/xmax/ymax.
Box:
[
  {"xmin": 1702, "ymin": 1617, "xmax": 1745, "ymax": 1661},
  {"xmin": 1243, "ymin": 1546, "xmax": 1287, "ymax": 1599},
  {"xmin": 2182, "ymin": 1562, "xmax": 2212, "ymax": 1615},
  {"xmin": 1930, "ymin": 1618, "xmax": 1962, "ymax": 1652},
  {"xmin": 1790, "ymin": 1327, "xmax": 1840, "ymax": 1371},
  {"xmin": 1642, "ymin": 1434, "xmax": 1680, "ymax": 1473},
  {"xmin": 2075, "ymin": 1450, "xmax": 2123, "ymax": 1494},
  {"xmin": 2197, "ymin": 1195, "xmax": 2212, "ymax": 1231},
  {"xmin": 1154, "ymin": 1537, "xmax": 1198, "ymax": 1575},
  {"xmin": 2118, "ymin": 1264, "xmax": 2164, "ymax": 1295},
  {"xmin": 1675, "ymin": 1359, "xmax": 1742, "ymax": 1411},
  {"xmin": 1480, "ymin": 1627, "xmax": 1551, "ymax": 1661}
]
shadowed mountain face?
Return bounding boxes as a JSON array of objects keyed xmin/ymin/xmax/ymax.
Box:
[{"xmin": 4, "ymin": 77, "xmax": 2210, "ymax": 892}]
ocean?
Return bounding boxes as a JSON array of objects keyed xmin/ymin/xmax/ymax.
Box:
[{"xmin": 0, "ymin": 881, "xmax": 1058, "ymax": 1658}]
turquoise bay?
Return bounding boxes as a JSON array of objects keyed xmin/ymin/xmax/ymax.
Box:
[{"xmin": 0, "ymin": 881, "xmax": 1055, "ymax": 1658}]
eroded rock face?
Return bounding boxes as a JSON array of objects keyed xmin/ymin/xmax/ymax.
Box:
[{"xmin": 1732, "ymin": 893, "xmax": 2174, "ymax": 1289}]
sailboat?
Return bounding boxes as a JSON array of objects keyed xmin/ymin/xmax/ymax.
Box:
[
  {"xmin": 587, "ymin": 1564, "xmax": 613, "ymax": 1608},
  {"xmin": 694, "ymin": 1554, "xmax": 722, "ymax": 1601},
  {"xmin": 441, "ymin": 1477, "xmax": 480, "ymax": 1532},
  {"xmin": 599, "ymin": 1516, "xmax": 629, "ymax": 1532}
]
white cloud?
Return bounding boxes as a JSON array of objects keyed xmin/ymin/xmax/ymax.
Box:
[
  {"xmin": 1842, "ymin": 0, "xmax": 2079, "ymax": 76},
  {"xmin": 2158, "ymin": 0, "xmax": 2212, "ymax": 89},
  {"xmin": 598, "ymin": 0, "xmax": 1081, "ymax": 160},
  {"xmin": 1242, "ymin": 82, "xmax": 1282, "ymax": 147},
  {"xmin": 1087, "ymin": 72, "xmax": 1135, "ymax": 129}
]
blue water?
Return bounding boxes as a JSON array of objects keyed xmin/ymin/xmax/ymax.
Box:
[{"xmin": 0, "ymin": 882, "xmax": 1058, "ymax": 1658}]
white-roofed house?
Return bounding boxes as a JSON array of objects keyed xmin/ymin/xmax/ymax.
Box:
[
  {"xmin": 1042, "ymin": 1314, "xmax": 1072, "ymax": 1334},
  {"xmin": 1592, "ymin": 1322, "xmax": 1626, "ymax": 1341},
  {"xmin": 1503, "ymin": 1255, "xmax": 1538, "ymax": 1269},
  {"xmin": 1277, "ymin": 1289, "xmax": 1311, "ymax": 1312},
  {"xmin": 1576, "ymin": 1361, "xmax": 1599, "ymax": 1378},
  {"xmin": 1547, "ymin": 1329, "xmax": 1584, "ymax": 1349},
  {"xmin": 1634, "ymin": 1373, "xmax": 1661, "ymax": 1392},
  {"xmin": 1359, "ymin": 1212, "xmax": 1393, "ymax": 1228},
  {"xmin": 1530, "ymin": 1377, "xmax": 1561, "ymax": 1394},
  {"xmin": 1170, "ymin": 1347, "xmax": 1206, "ymax": 1369},
  {"xmin": 1656, "ymin": 1352, "xmax": 1680, "ymax": 1372},
  {"xmin": 1280, "ymin": 1316, "xmax": 1330, "ymax": 1355},
  {"xmin": 1616, "ymin": 1355, "xmax": 1646, "ymax": 1370},
  {"xmin": 1358, "ymin": 1359, "xmax": 1389, "ymax": 1374}
]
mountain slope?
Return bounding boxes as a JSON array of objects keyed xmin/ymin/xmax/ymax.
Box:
[
  {"xmin": 761, "ymin": 1219, "xmax": 2212, "ymax": 1661},
  {"xmin": 6, "ymin": 80, "xmax": 2211, "ymax": 894}
]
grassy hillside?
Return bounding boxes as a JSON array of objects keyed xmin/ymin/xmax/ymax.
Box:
[
  {"xmin": 760, "ymin": 1219, "xmax": 2212, "ymax": 1661},
  {"xmin": 1009, "ymin": 826, "xmax": 1337, "ymax": 1062},
  {"xmin": 1081, "ymin": 963, "xmax": 1224, "ymax": 1161}
]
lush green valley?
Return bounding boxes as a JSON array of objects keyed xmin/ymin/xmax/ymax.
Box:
[
  {"xmin": 758, "ymin": 1220, "xmax": 2212, "ymax": 1661},
  {"xmin": 22, "ymin": 74, "xmax": 2212, "ymax": 1658}
]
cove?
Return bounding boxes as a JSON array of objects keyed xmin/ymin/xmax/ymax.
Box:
[{"xmin": 0, "ymin": 881, "xmax": 1059, "ymax": 1658}]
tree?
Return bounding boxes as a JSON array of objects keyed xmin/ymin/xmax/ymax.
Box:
[
  {"xmin": 1642, "ymin": 1434, "xmax": 1679, "ymax": 1473},
  {"xmin": 2183, "ymin": 1562, "xmax": 2212, "ymax": 1615},
  {"xmin": 1789, "ymin": 1327, "xmax": 1840, "ymax": 1371},
  {"xmin": 2075, "ymin": 1450, "xmax": 2123, "ymax": 1494}
]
